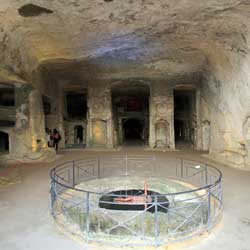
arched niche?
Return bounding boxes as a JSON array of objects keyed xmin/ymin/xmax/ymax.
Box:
[
  {"xmin": 155, "ymin": 119, "xmax": 169, "ymax": 148},
  {"xmin": 111, "ymin": 80, "xmax": 150, "ymax": 146},
  {"xmin": 92, "ymin": 119, "xmax": 107, "ymax": 145},
  {"xmin": 202, "ymin": 120, "xmax": 211, "ymax": 151}
]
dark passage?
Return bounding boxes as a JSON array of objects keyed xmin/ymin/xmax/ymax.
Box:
[
  {"xmin": 0, "ymin": 131, "xmax": 9, "ymax": 153},
  {"xmin": 174, "ymin": 90, "xmax": 196, "ymax": 147},
  {"xmin": 74, "ymin": 125, "xmax": 83, "ymax": 144},
  {"xmin": 0, "ymin": 87, "xmax": 15, "ymax": 106},
  {"xmin": 66, "ymin": 92, "xmax": 87, "ymax": 119},
  {"xmin": 174, "ymin": 120, "xmax": 185, "ymax": 141},
  {"xmin": 99, "ymin": 189, "xmax": 169, "ymax": 213},
  {"xmin": 111, "ymin": 83, "xmax": 149, "ymax": 146},
  {"xmin": 123, "ymin": 118, "xmax": 143, "ymax": 141}
]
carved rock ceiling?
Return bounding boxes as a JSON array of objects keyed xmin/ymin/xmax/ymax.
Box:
[{"xmin": 0, "ymin": 0, "xmax": 249, "ymax": 83}]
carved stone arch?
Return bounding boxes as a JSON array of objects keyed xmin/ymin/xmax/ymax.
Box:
[
  {"xmin": 110, "ymin": 79, "xmax": 151, "ymax": 90},
  {"xmin": 92, "ymin": 119, "xmax": 107, "ymax": 145},
  {"xmin": 155, "ymin": 119, "xmax": 169, "ymax": 148}
]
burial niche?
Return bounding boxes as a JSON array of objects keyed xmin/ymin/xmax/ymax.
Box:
[
  {"xmin": 0, "ymin": 131, "xmax": 9, "ymax": 154},
  {"xmin": 92, "ymin": 119, "xmax": 107, "ymax": 145},
  {"xmin": 155, "ymin": 119, "xmax": 169, "ymax": 148}
]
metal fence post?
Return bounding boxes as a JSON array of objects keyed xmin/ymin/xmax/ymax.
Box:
[
  {"xmin": 153, "ymin": 155, "xmax": 156, "ymax": 176},
  {"xmin": 205, "ymin": 164, "xmax": 208, "ymax": 185},
  {"xmin": 49, "ymin": 180, "xmax": 55, "ymax": 216},
  {"xmin": 125, "ymin": 153, "xmax": 128, "ymax": 176},
  {"xmin": 180, "ymin": 158, "xmax": 184, "ymax": 178},
  {"xmin": 141, "ymin": 209, "xmax": 145, "ymax": 240},
  {"xmin": 86, "ymin": 192, "xmax": 90, "ymax": 242},
  {"xmin": 72, "ymin": 161, "xmax": 75, "ymax": 187},
  {"xmin": 154, "ymin": 195, "xmax": 159, "ymax": 247},
  {"xmin": 97, "ymin": 156, "xmax": 101, "ymax": 178},
  {"xmin": 167, "ymin": 196, "xmax": 171, "ymax": 236},
  {"xmin": 207, "ymin": 188, "xmax": 211, "ymax": 232},
  {"xmin": 219, "ymin": 182, "xmax": 223, "ymax": 209}
]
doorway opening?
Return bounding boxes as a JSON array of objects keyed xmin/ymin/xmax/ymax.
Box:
[
  {"xmin": 174, "ymin": 89, "xmax": 196, "ymax": 149},
  {"xmin": 66, "ymin": 92, "xmax": 87, "ymax": 119},
  {"xmin": 123, "ymin": 118, "xmax": 144, "ymax": 145},
  {"xmin": 0, "ymin": 131, "xmax": 9, "ymax": 154},
  {"xmin": 112, "ymin": 83, "xmax": 149, "ymax": 146},
  {"xmin": 64, "ymin": 88, "xmax": 87, "ymax": 148},
  {"xmin": 74, "ymin": 125, "xmax": 84, "ymax": 144}
]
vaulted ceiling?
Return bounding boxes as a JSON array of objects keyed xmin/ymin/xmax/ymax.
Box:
[{"xmin": 0, "ymin": 0, "xmax": 249, "ymax": 83}]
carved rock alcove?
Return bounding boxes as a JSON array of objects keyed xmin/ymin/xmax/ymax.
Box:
[
  {"xmin": 0, "ymin": 131, "xmax": 9, "ymax": 153},
  {"xmin": 155, "ymin": 119, "xmax": 169, "ymax": 148},
  {"xmin": 92, "ymin": 119, "xmax": 107, "ymax": 146},
  {"xmin": 202, "ymin": 120, "xmax": 211, "ymax": 151}
]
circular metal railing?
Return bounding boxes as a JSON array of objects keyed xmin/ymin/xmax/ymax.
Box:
[{"xmin": 50, "ymin": 155, "xmax": 222, "ymax": 247}]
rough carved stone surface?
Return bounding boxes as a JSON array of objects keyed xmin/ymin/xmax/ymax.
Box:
[
  {"xmin": 0, "ymin": 0, "xmax": 248, "ymax": 77},
  {"xmin": 0, "ymin": 1, "xmax": 250, "ymax": 168}
]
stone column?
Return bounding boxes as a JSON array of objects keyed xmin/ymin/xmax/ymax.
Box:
[
  {"xmin": 11, "ymin": 84, "xmax": 31, "ymax": 157},
  {"xmin": 56, "ymin": 85, "xmax": 65, "ymax": 148},
  {"xmin": 87, "ymin": 84, "xmax": 113, "ymax": 148},
  {"xmin": 167, "ymin": 89, "xmax": 175, "ymax": 149},
  {"xmin": 42, "ymin": 78, "xmax": 65, "ymax": 149},
  {"xmin": 149, "ymin": 82, "xmax": 174, "ymax": 149},
  {"xmin": 28, "ymin": 89, "xmax": 47, "ymax": 152},
  {"xmin": 194, "ymin": 88, "xmax": 202, "ymax": 150},
  {"xmin": 243, "ymin": 117, "xmax": 250, "ymax": 167}
]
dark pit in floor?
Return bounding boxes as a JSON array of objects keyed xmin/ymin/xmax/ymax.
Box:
[{"xmin": 99, "ymin": 189, "xmax": 169, "ymax": 213}]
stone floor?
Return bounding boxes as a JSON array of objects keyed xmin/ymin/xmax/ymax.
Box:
[{"xmin": 0, "ymin": 147, "xmax": 250, "ymax": 250}]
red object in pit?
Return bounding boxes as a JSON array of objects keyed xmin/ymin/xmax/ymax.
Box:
[{"xmin": 113, "ymin": 180, "xmax": 152, "ymax": 204}]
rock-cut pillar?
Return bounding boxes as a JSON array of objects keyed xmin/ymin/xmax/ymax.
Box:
[{"xmin": 87, "ymin": 85, "xmax": 114, "ymax": 148}]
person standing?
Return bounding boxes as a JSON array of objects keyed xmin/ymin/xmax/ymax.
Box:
[
  {"xmin": 45, "ymin": 128, "xmax": 51, "ymax": 147},
  {"xmin": 52, "ymin": 129, "xmax": 61, "ymax": 152}
]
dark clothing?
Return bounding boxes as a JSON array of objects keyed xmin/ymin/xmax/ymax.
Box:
[
  {"xmin": 53, "ymin": 139, "xmax": 59, "ymax": 151},
  {"xmin": 52, "ymin": 131, "xmax": 61, "ymax": 151}
]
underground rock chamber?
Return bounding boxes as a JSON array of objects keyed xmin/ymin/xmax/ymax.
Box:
[{"xmin": 50, "ymin": 155, "xmax": 222, "ymax": 247}]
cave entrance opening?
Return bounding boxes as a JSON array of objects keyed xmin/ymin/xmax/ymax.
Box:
[
  {"xmin": 64, "ymin": 89, "xmax": 87, "ymax": 148},
  {"xmin": 0, "ymin": 131, "xmax": 9, "ymax": 154},
  {"xmin": 66, "ymin": 92, "xmax": 87, "ymax": 119},
  {"xmin": 74, "ymin": 125, "xmax": 84, "ymax": 144},
  {"xmin": 174, "ymin": 89, "xmax": 196, "ymax": 149},
  {"xmin": 112, "ymin": 83, "xmax": 149, "ymax": 146},
  {"xmin": 122, "ymin": 118, "xmax": 144, "ymax": 145}
]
